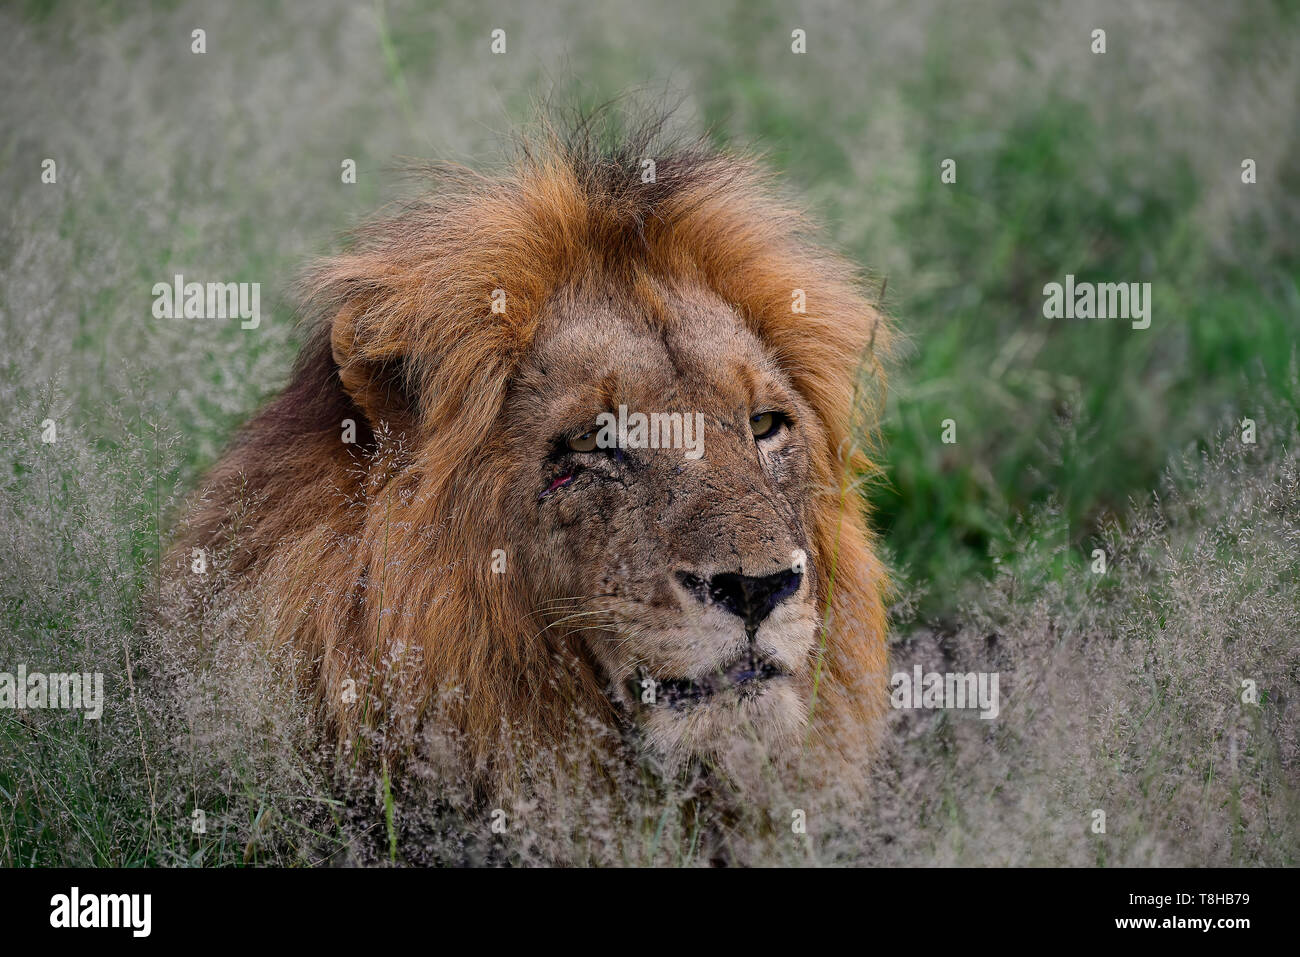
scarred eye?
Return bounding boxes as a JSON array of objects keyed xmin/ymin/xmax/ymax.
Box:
[
  {"xmin": 750, "ymin": 411, "xmax": 781, "ymax": 439},
  {"xmin": 567, "ymin": 430, "xmax": 599, "ymax": 453}
]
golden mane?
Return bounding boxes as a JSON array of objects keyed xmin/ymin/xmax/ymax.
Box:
[{"xmin": 172, "ymin": 117, "xmax": 890, "ymax": 793}]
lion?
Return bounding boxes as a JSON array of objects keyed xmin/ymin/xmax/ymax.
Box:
[{"xmin": 166, "ymin": 115, "xmax": 891, "ymax": 805}]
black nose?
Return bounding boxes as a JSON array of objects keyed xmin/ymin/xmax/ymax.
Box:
[{"xmin": 678, "ymin": 569, "xmax": 803, "ymax": 635}]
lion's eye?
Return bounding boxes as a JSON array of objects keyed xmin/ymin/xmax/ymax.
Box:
[
  {"xmin": 750, "ymin": 411, "xmax": 781, "ymax": 440},
  {"xmin": 567, "ymin": 430, "xmax": 600, "ymax": 453}
]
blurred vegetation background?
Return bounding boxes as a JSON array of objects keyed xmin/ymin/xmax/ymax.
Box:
[{"xmin": 2, "ymin": 0, "xmax": 1298, "ymax": 865}]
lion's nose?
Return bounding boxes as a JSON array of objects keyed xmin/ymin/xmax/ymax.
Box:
[{"xmin": 678, "ymin": 569, "xmax": 803, "ymax": 635}]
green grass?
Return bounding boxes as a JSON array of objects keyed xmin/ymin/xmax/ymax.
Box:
[{"xmin": 874, "ymin": 93, "xmax": 1300, "ymax": 607}]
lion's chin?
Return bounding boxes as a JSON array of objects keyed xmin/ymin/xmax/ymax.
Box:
[{"xmin": 637, "ymin": 677, "xmax": 807, "ymax": 766}]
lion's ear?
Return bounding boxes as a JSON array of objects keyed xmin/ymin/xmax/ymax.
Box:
[{"xmin": 329, "ymin": 302, "xmax": 419, "ymax": 434}]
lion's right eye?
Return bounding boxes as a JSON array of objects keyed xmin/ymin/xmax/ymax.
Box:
[
  {"xmin": 750, "ymin": 411, "xmax": 786, "ymax": 440},
  {"xmin": 567, "ymin": 430, "xmax": 599, "ymax": 453}
]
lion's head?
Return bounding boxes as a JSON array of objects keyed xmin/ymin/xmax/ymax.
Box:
[{"xmin": 173, "ymin": 116, "xmax": 890, "ymax": 795}]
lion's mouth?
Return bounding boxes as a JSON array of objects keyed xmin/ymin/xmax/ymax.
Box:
[{"xmin": 646, "ymin": 653, "xmax": 790, "ymax": 710}]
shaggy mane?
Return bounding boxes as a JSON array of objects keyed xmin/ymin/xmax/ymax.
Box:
[{"xmin": 172, "ymin": 112, "xmax": 891, "ymax": 793}]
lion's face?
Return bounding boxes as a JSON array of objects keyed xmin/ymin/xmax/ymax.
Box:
[{"xmin": 498, "ymin": 277, "xmax": 825, "ymax": 762}]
